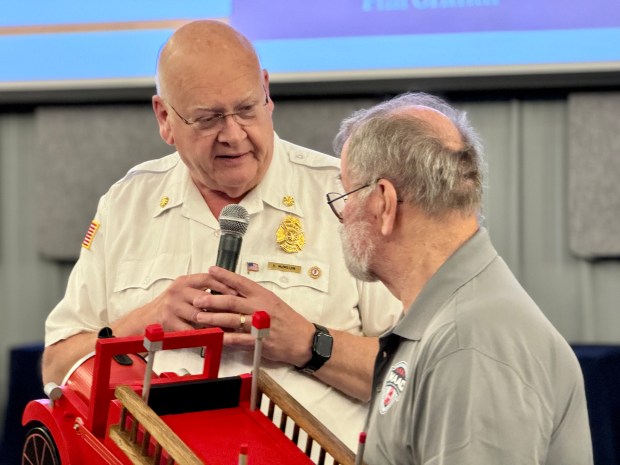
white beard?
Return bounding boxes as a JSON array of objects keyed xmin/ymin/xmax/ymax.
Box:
[{"xmin": 339, "ymin": 205, "xmax": 378, "ymax": 282}]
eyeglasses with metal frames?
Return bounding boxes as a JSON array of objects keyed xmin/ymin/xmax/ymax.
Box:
[
  {"xmin": 165, "ymin": 88, "xmax": 269, "ymax": 134},
  {"xmin": 326, "ymin": 180, "xmax": 377, "ymax": 221}
]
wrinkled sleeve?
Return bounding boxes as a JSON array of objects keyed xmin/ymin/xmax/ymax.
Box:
[{"xmin": 45, "ymin": 194, "xmax": 110, "ymax": 346}]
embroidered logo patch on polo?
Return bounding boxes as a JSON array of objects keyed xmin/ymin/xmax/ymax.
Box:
[{"xmin": 379, "ymin": 361, "xmax": 408, "ymax": 415}]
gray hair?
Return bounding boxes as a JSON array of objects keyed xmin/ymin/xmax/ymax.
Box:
[{"xmin": 334, "ymin": 92, "xmax": 485, "ymax": 216}]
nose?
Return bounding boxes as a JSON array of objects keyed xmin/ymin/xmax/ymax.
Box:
[{"xmin": 216, "ymin": 114, "xmax": 247, "ymax": 143}]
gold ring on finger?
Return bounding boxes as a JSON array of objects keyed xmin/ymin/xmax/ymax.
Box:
[{"xmin": 239, "ymin": 313, "xmax": 246, "ymax": 331}]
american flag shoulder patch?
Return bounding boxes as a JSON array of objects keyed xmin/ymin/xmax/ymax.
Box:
[{"xmin": 82, "ymin": 220, "xmax": 100, "ymax": 250}]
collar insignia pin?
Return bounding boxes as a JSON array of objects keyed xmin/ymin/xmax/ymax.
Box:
[
  {"xmin": 282, "ymin": 195, "xmax": 295, "ymax": 207},
  {"xmin": 160, "ymin": 196, "xmax": 169, "ymax": 208}
]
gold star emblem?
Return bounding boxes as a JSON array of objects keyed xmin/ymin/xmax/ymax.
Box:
[
  {"xmin": 282, "ymin": 195, "xmax": 295, "ymax": 207},
  {"xmin": 276, "ymin": 216, "xmax": 305, "ymax": 253},
  {"xmin": 160, "ymin": 196, "xmax": 169, "ymax": 208}
]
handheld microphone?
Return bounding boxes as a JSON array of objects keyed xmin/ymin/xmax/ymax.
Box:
[{"xmin": 215, "ymin": 204, "xmax": 250, "ymax": 273}]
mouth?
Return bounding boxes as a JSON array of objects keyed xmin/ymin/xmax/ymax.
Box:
[{"xmin": 216, "ymin": 152, "xmax": 247, "ymax": 161}]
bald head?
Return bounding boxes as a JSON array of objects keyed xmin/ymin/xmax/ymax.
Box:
[
  {"xmin": 395, "ymin": 105, "xmax": 463, "ymax": 152},
  {"xmin": 156, "ymin": 20, "xmax": 261, "ymax": 99}
]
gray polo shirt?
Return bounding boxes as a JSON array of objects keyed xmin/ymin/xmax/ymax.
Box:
[{"xmin": 364, "ymin": 228, "xmax": 593, "ymax": 465}]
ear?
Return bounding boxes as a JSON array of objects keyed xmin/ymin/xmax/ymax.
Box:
[
  {"xmin": 376, "ymin": 179, "xmax": 399, "ymax": 236},
  {"xmin": 152, "ymin": 95, "xmax": 175, "ymax": 146},
  {"xmin": 262, "ymin": 69, "xmax": 275, "ymax": 113}
]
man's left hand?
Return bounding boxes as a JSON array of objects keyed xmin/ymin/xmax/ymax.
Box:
[{"xmin": 193, "ymin": 266, "xmax": 314, "ymax": 368}]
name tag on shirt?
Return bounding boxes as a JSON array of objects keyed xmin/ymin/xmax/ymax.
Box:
[{"xmin": 268, "ymin": 262, "xmax": 301, "ymax": 273}]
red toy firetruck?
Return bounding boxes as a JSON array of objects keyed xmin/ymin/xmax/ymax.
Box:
[{"xmin": 21, "ymin": 312, "xmax": 364, "ymax": 465}]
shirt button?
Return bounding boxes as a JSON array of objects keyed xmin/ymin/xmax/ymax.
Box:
[
  {"xmin": 279, "ymin": 276, "xmax": 289, "ymax": 284},
  {"xmin": 143, "ymin": 276, "xmax": 150, "ymax": 285},
  {"xmin": 295, "ymin": 153, "xmax": 304, "ymax": 159}
]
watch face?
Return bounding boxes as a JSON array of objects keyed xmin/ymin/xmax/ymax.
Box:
[{"xmin": 314, "ymin": 332, "xmax": 333, "ymax": 358}]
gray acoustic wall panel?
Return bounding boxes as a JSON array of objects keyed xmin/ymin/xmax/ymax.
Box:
[
  {"xmin": 568, "ymin": 92, "xmax": 620, "ymax": 258},
  {"xmin": 272, "ymin": 97, "xmax": 381, "ymax": 156},
  {"xmin": 36, "ymin": 105, "xmax": 171, "ymax": 260}
]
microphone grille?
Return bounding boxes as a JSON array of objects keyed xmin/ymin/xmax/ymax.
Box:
[{"xmin": 219, "ymin": 204, "xmax": 250, "ymax": 236}]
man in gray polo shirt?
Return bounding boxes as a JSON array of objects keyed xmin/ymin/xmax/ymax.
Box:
[{"xmin": 329, "ymin": 92, "xmax": 593, "ymax": 464}]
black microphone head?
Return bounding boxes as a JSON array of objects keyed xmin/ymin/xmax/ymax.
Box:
[{"xmin": 219, "ymin": 204, "xmax": 250, "ymax": 236}]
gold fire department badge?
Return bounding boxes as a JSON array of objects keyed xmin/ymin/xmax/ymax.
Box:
[{"xmin": 276, "ymin": 215, "xmax": 305, "ymax": 253}]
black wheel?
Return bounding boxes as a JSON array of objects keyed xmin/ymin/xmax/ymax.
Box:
[{"xmin": 21, "ymin": 426, "xmax": 61, "ymax": 465}]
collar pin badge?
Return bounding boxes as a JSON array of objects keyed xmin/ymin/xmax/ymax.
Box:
[
  {"xmin": 276, "ymin": 215, "xmax": 305, "ymax": 253},
  {"xmin": 282, "ymin": 195, "xmax": 295, "ymax": 207},
  {"xmin": 160, "ymin": 196, "xmax": 169, "ymax": 208}
]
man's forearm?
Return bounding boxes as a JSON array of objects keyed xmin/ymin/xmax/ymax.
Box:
[
  {"xmin": 313, "ymin": 332, "xmax": 379, "ymax": 402},
  {"xmin": 42, "ymin": 331, "xmax": 99, "ymax": 385}
]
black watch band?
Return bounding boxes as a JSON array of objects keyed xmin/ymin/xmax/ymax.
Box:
[{"xmin": 296, "ymin": 323, "xmax": 333, "ymax": 375}]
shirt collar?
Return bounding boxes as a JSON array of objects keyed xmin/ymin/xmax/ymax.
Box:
[
  {"xmin": 151, "ymin": 134, "xmax": 304, "ymax": 227},
  {"xmin": 151, "ymin": 155, "xmax": 185, "ymax": 218},
  {"xmin": 150, "ymin": 155, "xmax": 219, "ymax": 229},
  {"xmin": 252, "ymin": 132, "xmax": 305, "ymax": 218}
]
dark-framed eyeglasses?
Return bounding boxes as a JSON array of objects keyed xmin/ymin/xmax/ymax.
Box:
[
  {"xmin": 326, "ymin": 181, "xmax": 376, "ymax": 221},
  {"xmin": 165, "ymin": 87, "xmax": 269, "ymax": 135}
]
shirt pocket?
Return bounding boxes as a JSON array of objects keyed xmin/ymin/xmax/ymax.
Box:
[
  {"xmin": 111, "ymin": 253, "xmax": 191, "ymax": 316},
  {"xmin": 239, "ymin": 254, "xmax": 329, "ymax": 322}
]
